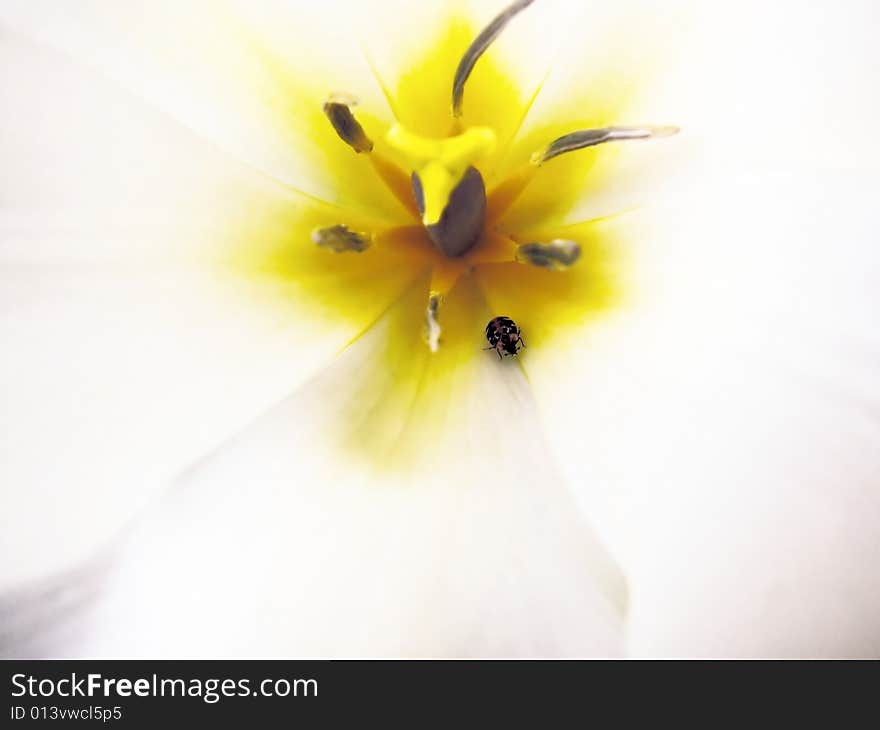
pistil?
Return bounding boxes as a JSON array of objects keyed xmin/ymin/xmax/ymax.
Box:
[{"xmin": 387, "ymin": 124, "xmax": 496, "ymax": 258}]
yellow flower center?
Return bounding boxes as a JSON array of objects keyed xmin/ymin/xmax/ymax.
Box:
[{"xmin": 234, "ymin": 0, "xmax": 677, "ymax": 369}]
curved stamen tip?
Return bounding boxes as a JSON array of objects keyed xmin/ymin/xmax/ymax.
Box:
[
  {"xmin": 516, "ymin": 239, "xmax": 581, "ymax": 270},
  {"xmin": 530, "ymin": 125, "xmax": 680, "ymax": 165},
  {"xmin": 312, "ymin": 224, "xmax": 372, "ymax": 253},
  {"xmin": 452, "ymin": 0, "xmax": 535, "ymax": 117},
  {"xmin": 424, "ymin": 293, "xmax": 442, "ymax": 352},
  {"xmin": 323, "ymin": 95, "xmax": 374, "ymax": 153}
]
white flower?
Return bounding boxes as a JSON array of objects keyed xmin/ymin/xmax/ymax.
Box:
[{"xmin": 1, "ymin": 0, "xmax": 879, "ymax": 657}]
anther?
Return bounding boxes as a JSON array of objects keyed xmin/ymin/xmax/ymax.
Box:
[
  {"xmin": 323, "ymin": 95, "xmax": 374, "ymax": 153},
  {"xmin": 452, "ymin": 0, "xmax": 535, "ymax": 117},
  {"xmin": 311, "ymin": 224, "xmax": 372, "ymax": 253},
  {"xmin": 531, "ymin": 126, "xmax": 679, "ymax": 165},
  {"xmin": 424, "ymin": 293, "xmax": 442, "ymax": 352},
  {"xmin": 516, "ymin": 239, "xmax": 581, "ymax": 270}
]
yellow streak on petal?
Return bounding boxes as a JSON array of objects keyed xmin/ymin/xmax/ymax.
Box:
[
  {"xmin": 430, "ymin": 257, "xmax": 468, "ymax": 298},
  {"xmin": 336, "ymin": 274, "xmax": 433, "ymax": 466},
  {"xmin": 219, "ymin": 10, "xmax": 415, "ymax": 223},
  {"xmin": 220, "ymin": 183, "xmax": 426, "ymax": 330},
  {"xmin": 466, "ymin": 231, "xmax": 519, "ymax": 266},
  {"xmin": 384, "ymin": 275, "xmax": 501, "ymax": 469},
  {"xmin": 378, "ymin": 225, "xmax": 468, "ymax": 297},
  {"xmin": 368, "ymin": 153, "xmax": 421, "ymax": 221},
  {"xmin": 318, "ymin": 271, "xmax": 508, "ymax": 472},
  {"xmin": 375, "ymin": 224, "xmax": 436, "ymax": 256},
  {"xmin": 485, "ymin": 162, "xmax": 536, "ymax": 223}
]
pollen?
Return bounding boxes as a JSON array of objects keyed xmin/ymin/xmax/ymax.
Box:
[
  {"xmin": 311, "ymin": 224, "xmax": 372, "ymax": 253},
  {"xmin": 516, "ymin": 239, "xmax": 581, "ymax": 270},
  {"xmin": 424, "ymin": 293, "xmax": 443, "ymax": 353}
]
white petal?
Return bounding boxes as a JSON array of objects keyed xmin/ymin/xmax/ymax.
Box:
[
  {"xmin": 500, "ymin": 0, "xmax": 880, "ymax": 224},
  {"xmin": 514, "ymin": 0, "xmax": 880, "ymax": 656},
  {"xmin": 20, "ymin": 277, "xmax": 625, "ymax": 658},
  {"xmin": 0, "ymin": 267, "xmax": 358, "ymax": 585},
  {"xmin": 0, "ymin": 28, "xmax": 322, "ymax": 266},
  {"xmin": 529, "ymin": 171, "xmax": 880, "ymax": 656},
  {"xmin": 0, "ymin": 32, "xmax": 419, "ymax": 587},
  {"xmin": 0, "ymin": 0, "xmax": 407, "ymax": 217}
]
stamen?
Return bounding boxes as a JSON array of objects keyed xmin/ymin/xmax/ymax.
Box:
[
  {"xmin": 531, "ymin": 125, "xmax": 679, "ymax": 165},
  {"xmin": 311, "ymin": 224, "xmax": 372, "ymax": 253},
  {"xmin": 323, "ymin": 95, "xmax": 373, "ymax": 153},
  {"xmin": 452, "ymin": 0, "xmax": 535, "ymax": 117},
  {"xmin": 487, "ymin": 125, "xmax": 679, "ymax": 221},
  {"xmin": 323, "ymin": 97, "xmax": 421, "ymax": 219},
  {"xmin": 516, "ymin": 239, "xmax": 581, "ymax": 270},
  {"xmin": 424, "ymin": 293, "xmax": 442, "ymax": 352}
]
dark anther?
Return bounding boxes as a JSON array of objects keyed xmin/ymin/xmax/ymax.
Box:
[
  {"xmin": 452, "ymin": 0, "xmax": 535, "ymax": 117},
  {"xmin": 311, "ymin": 224, "xmax": 372, "ymax": 253},
  {"xmin": 532, "ymin": 126, "xmax": 679, "ymax": 165},
  {"xmin": 412, "ymin": 166, "xmax": 487, "ymax": 257},
  {"xmin": 516, "ymin": 239, "xmax": 581, "ymax": 270},
  {"xmin": 323, "ymin": 99, "xmax": 374, "ymax": 153},
  {"xmin": 425, "ymin": 293, "xmax": 442, "ymax": 352}
]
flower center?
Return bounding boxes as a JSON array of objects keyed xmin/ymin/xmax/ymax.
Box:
[{"xmin": 313, "ymin": 0, "xmax": 679, "ymax": 355}]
